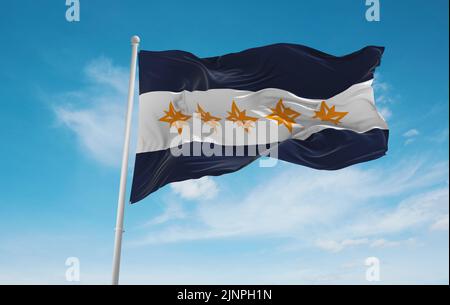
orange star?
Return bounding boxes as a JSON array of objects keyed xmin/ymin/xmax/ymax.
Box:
[
  {"xmin": 313, "ymin": 101, "xmax": 348, "ymax": 125},
  {"xmin": 266, "ymin": 99, "xmax": 301, "ymax": 132},
  {"xmin": 196, "ymin": 104, "xmax": 222, "ymax": 132},
  {"xmin": 159, "ymin": 101, "xmax": 191, "ymax": 134},
  {"xmin": 197, "ymin": 104, "xmax": 221, "ymax": 124},
  {"xmin": 226, "ymin": 101, "xmax": 258, "ymax": 133}
]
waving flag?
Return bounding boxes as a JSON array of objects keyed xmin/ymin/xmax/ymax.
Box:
[{"xmin": 130, "ymin": 43, "xmax": 388, "ymax": 203}]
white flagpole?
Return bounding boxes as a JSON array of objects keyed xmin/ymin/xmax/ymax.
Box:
[{"xmin": 111, "ymin": 35, "xmax": 140, "ymax": 285}]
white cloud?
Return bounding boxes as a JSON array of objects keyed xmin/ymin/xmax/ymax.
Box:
[
  {"xmin": 131, "ymin": 159, "xmax": 449, "ymax": 249},
  {"xmin": 373, "ymin": 73, "xmax": 396, "ymax": 104},
  {"xmin": 84, "ymin": 58, "xmax": 128, "ymax": 95},
  {"xmin": 54, "ymin": 58, "xmax": 130, "ymax": 166},
  {"xmin": 55, "ymin": 103, "xmax": 125, "ymax": 166},
  {"xmin": 379, "ymin": 106, "xmax": 392, "ymax": 121},
  {"xmin": 370, "ymin": 238, "xmax": 416, "ymax": 249},
  {"xmin": 403, "ymin": 129, "xmax": 420, "ymax": 145},
  {"xmin": 347, "ymin": 187, "xmax": 448, "ymax": 237},
  {"xmin": 143, "ymin": 201, "xmax": 186, "ymax": 226},
  {"xmin": 403, "ymin": 129, "xmax": 420, "ymax": 138},
  {"xmin": 373, "ymin": 73, "xmax": 396, "ymax": 121},
  {"xmin": 314, "ymin": 237, "xmax": 417, "ymax": 253},
  {"xmin": 171, "ymin": 176, "xmax": 218, "ymax": 200},
  {"xmin": 430, "ymin": 214, "xmax": 449, "ymax": 231},
  {"xmin": 404, "ymin": 138, "xmax": 415, "ymax": 145},
  {"xmin": 315, "ymin": 238, "xmax": 369, "ymax": 253}
]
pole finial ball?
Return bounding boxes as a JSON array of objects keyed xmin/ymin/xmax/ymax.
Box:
[{"xmin": 131, "ymin": 35, "xmax": 141, "ymax": 44}]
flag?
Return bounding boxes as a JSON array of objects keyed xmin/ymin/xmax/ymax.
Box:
[{"xmin": 130, "ymin": 43, "xmax": 388, "ymax": 203}]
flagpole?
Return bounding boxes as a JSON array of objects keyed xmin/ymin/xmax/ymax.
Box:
[{"xmin": 111, "ymin": 35, "xmax": 140, "ymax": 285}]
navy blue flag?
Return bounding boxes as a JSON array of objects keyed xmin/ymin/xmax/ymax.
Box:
[{"xmin": 130, "ymin": 43, "xmax": 388, "ymax": 203}]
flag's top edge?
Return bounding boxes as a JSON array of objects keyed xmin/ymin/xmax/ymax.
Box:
[{"xmin": 139, "ymin": 43, "xmax": 385, "ymax": 61}]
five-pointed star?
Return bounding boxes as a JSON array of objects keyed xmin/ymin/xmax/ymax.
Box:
[
  {"xmin": 196, "ymin": 104, "xmax": 221, "ymax": 132},
  {"xmin": 159, "ymin": 101, "xmax": 192, "ymax": 134},
  {"xmin": 266, "ymin": 99, "xmax": 301, "ymax": 132},
  {"xmin": 197, "ymin": 104, "xmax": 221, "ymax": 124},
  {"xmin": 226, "ymin": 101, "xmax": 258, "ymax": 133},
  {"xmin": 313, "ymin": 101, "xmax": 348, "ymax": 125}
]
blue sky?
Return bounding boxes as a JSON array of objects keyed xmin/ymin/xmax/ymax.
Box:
[{"xmin": 0, "ymin": 0, "xmax": 448, "ymax": 284}]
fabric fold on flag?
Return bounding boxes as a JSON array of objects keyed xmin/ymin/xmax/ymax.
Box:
[{"xmin": 130, "ymin": 43, "xmax": 388, "ymax": 204}]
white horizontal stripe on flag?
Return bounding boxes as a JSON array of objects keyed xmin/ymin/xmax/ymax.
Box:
[{"xmin": 136, "ymin": 80, "xmax": 388, "ymax": 153}]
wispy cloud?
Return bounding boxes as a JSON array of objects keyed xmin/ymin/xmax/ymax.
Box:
[
  {"xmin": 370, "ymin": 238, "xmax": 416, "ymax": 249},
  {"xmin": 347, "ymin": 187, "xmax": 448, "ymax": 236},
  {"xmin": 430, "ymin": 214, "xmax": 449, "ymax": 231},
  {"xmin": 170, "ymin": 177, "xmax": 219, "ymax": 200},
  {"xmin": 314, "ymin": 237, "xmax": 416, "ymax": 253},
  {"xmin": 373, "ymin": 73, "xmax": 396, "ymax": 121},
  {"xmin": 315, "ymin": 238, "xmax": 369, "ymax": 253},
  {"xmin": 403, "ymin": 129, "xmax": 420, "ymax": 138},
  {"xmin": 403, "ymin": 128, "xmax": 420, "ymax": 145},
  {"xmin": 142, "ymin": 201, "xmax": 186, "ymax": 226},
  {"xmin": 53, "ymin": 58, "xmax": 130, "ymax": 166},
  {"xmin": 130, "ymin": 158, "xmax": 449, "ymax": 250},
  {"xmin": 373, "ymin": 73, "xmax": 396, "ymax": 105},
  {"xmin": 430, "ymin": 128, "xmax": 449, "ymax": 144},
  {"xmin": 378, "ymin": 107, "xmax": 392, "ymax": 121}
]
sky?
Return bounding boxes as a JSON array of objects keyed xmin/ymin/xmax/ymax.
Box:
[{"xmin": 0, "ymin": 0, "xmax": 448, "ymax": 284}]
